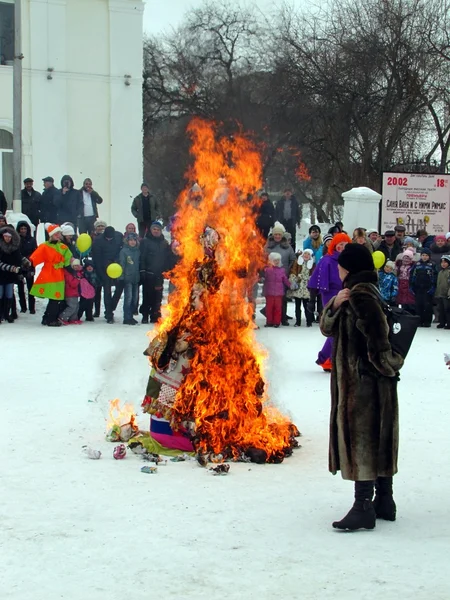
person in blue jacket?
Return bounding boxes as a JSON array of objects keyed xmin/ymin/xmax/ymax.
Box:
[{"xmin": 303, "ymin": 225, "xmax": 323, "ymax": 262}]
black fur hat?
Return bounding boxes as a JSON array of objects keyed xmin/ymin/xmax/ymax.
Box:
[{"xmin": 338, "ymin": 243, "xmax": 374, "ymax": 274}]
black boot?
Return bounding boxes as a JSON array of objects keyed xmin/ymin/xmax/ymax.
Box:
[
  {"xmin": 373, "ymin": 476, "xmax": 396, "ymax": 521},
  {"xmin": 11, "ymin": 296, "xmax": 18, "ymax": 320},
  {"xmin": 5, "ymin": 299, "xmax": 15, "ymax": 323},
  {"xmin": 332, "ymin": 481, "xmax": 376, "ymax": 531},
  {"xmin": 29, "ymin": 294, "xmax": 36, "ymax": 314}
]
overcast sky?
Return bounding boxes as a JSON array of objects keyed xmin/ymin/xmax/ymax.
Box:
[{"xmin": 143, "ymin": 0, "xmax": 306, "ymax": 34}]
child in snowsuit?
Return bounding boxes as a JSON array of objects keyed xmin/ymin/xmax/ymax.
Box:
[
  {"xmin": 264, "ymin": 252, "xmax": 291, "ymax": 327},
  {"xmin": 119, "ymin": 232, "xmax": 141, "ymax": 325},
  {"xmin": 59, "ymin": 258, "xmax": 84, "ymax": 324},
  {"xmin": 435, "ymin": 255, "xmax": 450, "ymax": 329},
  {"xmin": 78, "ymin": 257, "xmax": 97, "ymax": 321},
  {"xmin": 395, "ymin": 249, "xmax": 415, "ymax": 312},
  {"xmin": 378, "ymin": 260, "xmax": 398, "ymax": 305},
  {"xmin": 410, "ymin": 248, "xmax": 437, "ymax": 327},
  {"xmin": 287, "ymin": 248, "xmax": 315, "ymax": 326}
]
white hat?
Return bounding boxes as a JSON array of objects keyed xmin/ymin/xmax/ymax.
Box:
[
  {"xmin": 445, "ymin": 232, "xmax": 450, "ymax": 240},
  {"xmin": 271, "ymin": 221, "xmax": 286, "ymax": 236},
  {"xmin": 268, "ymin": 252, "xmax": 282, "ymax": 264},
  {"xmin": 367, "ymin": 228, "xmax": 378, "ymax": 235},
  {"xmin": 61, "ymin": 224, "xmax": 75, "ymax": 236}
]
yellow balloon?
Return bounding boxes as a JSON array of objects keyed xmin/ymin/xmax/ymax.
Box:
[
  {"xmin": 372, "ymin": 250, "xmax": 385, "ymax": 269},
  {"xmin": 76, "ymin": 233, "xmax": 92, "ymax": 253},
  {"xmin": 107, "ymin": 263, "xmax": 123, "ymax": 279}
]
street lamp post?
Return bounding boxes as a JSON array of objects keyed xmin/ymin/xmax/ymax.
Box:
[{"xmin": 13, "ymin": 0, "xmax": 23, "ymax": 212}]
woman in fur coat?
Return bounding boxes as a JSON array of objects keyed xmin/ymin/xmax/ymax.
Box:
[{"xmin": 320, "ymin": 243, "xmax": 404, "ymax": 531}]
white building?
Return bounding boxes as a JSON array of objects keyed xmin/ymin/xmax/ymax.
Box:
[{"xmin": 0, "ymin": 0, "xmax": 144, "ymax": 228}]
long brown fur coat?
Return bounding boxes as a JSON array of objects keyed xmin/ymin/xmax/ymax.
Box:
[{"xmin": 320, "ymin": 270, "xmax": 404, "ymax": 481}]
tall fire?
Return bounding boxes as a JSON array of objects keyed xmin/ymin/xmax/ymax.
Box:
[{"xmin": 144, "ymin": 119, "xmax": 299, "ymax": 463}]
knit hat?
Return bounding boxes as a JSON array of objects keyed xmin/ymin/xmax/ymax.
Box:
[
  {"xmin": 404, "ymin": 236, "xmax": 417, "ymax": 246},
  {"xmin": 322, "ymin": 233, "xmax": 333, "ymax": 245},
  {"xmin": 104, "ymin": 226, "xmax": 115, "ymax": 239},
  {"xmin": 271, "ymin": 221, "xmax": 286, "ymax": 236},
  {"xmin": 61, "ymin": 224, "xmax": 75, "ymax": 236},
  {"xmin": 71, "ymin": 258, "xmax": 81, "ymax": 267},
  {"xmin": 150, "ymin": 220, "xmax": 163, "ymax": 230},
  {"xmin": 302, "ymin": 248, "xmax": 313, "ymax": 257},
  {"xmin": 435, "ymin": 234, "xmax": 447, "ymax": 242},
  {"xmin": 328, "ymin": 232, "xmax": 352, "ymax": 255},
  {"xmin": 385, "ymin": 260, "xmax": 395, "ymax": 270},
  {"xmin": 338, "ymin": 243, "xmax": 374, "ymax": 274},
  {"xmin": 94, "ymin": 220, "xmax": 107, "ymax": 229},
  {"xmin": 420, "ymin": 247, "xmax": 432, "ymax": 257},
  {"xmin": 83, "ymin": 257, "xmax": 95, "ymax": 269},
  {"xmin": 125, "ymin": 232, "xmax": 139, "ymax": 243},
  {"xmin": 446, "ymin": 232, "xmax": 450, "ymax": 240},
  {"xmin": 402, "ymin": 249, "xmax": 414, "ymax": 260},
  {"xmin": 268, "ymin": 252, "xmax": 282, "ymax": 265},
  {"xmin": 441, "ymin": 255, "xmax": 450, "ymax": 264},
  {"xmin": 47, "ymin": 224, "xmax": 62, "ymax": 237},
  {"xmin": 366, "ymin": 228, "xmax": 378, "ymax": 235},
  {"xmin": 2, "ymin": 230, "xmax": 12, "ymax": 238},
  {"xmin": 309, "ymin": 225, "xmax": 321, "ymax": 234}
]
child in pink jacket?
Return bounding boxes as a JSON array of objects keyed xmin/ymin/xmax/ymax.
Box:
[
  {"xmin": 264, "ymin": 252, "xmax": 291, "ymax": 327},
  {"xmin": 59, "ymin": 258, "xmax": 84, "ymax": 324}
]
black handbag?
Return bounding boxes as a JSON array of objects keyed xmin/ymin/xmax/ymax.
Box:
[{"xmin": 370, "ymin": 284, "xmax": 420, "ymax": 358}]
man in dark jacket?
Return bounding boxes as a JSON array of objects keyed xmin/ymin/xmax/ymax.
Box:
[
  {"xmin": 40, "ymin": 177, "xmax": 59, "ymax": 224},
  {"xmin": 21, "ymin": 178, "xmax": 41, "ymax": 229},
  {"xmin": 56, "ymin": 175, "xmax": 82, "ymax": 227},
  {"xmin": 410, "ymin": 248, "xmax": 437, "ymax": 327},
  {"xmin": 92, "ymin": 226, "xmax": 123, "ymax": 323},
  {"xmin": 378, "ymin": 230, "xmax": 402, "ymax": 262},
  {"xmin": 274, "ymin": 188, "xmax": 300, "ymax": 251},
  {"xmin": 16, "ymin": 220, "xmax": 37, "ymax": 313},
  {"xmin": 79, "ymin": 178, "xmax": 103, "ymax": 235},
  {"xmin": 255, "ymin": 192, "xmax": 275, "ymax": 239},
  {"xmin": 139, "ymin": 221, "xmax": 170, "ymax": 323},
  {"xmin": 416, "ymin": 229, "xmax": 434, "ymax": 249},
  {"xmin": 0, "ymin": 189, "xmax": 7, "ymax": 214},
  {"xmin": 131, "ymin": 183, "xmax": 161, "ymax": 238}
]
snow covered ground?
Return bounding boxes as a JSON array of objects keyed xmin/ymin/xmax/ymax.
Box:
[{"xmin": 3, "ymin": 293, "xmax": 450, "ymax": 600}]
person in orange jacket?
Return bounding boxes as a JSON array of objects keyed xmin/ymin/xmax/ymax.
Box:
[{"xmin": 30, "ymin": 224, "xmax": 73, "ymax": 326}]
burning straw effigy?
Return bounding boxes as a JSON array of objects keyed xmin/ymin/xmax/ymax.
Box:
[{"xmin": 130, "ymin": 119, "xmax": 300, "ymax": 464}]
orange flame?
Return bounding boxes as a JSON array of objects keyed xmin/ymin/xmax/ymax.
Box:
[
  {"xmin": 150, "ymin": 119, "xmax": 296, "ymax": 462},
  {"xmin": 295, "ymin": 160, "xmax": 311, "ymax": 182},
  {"xmin": 106, "ymin": 399, "xmax": 137, "ymax": 430}
]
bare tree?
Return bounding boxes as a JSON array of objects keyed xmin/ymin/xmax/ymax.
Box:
[{"xmin": 142, "ymin": 0, "xmax": 450, "ymax": 218}]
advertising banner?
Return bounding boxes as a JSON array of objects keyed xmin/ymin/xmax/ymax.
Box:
[{"xmin": 381, "ymin": 173, "xmax": 450, "ymax": 235}]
